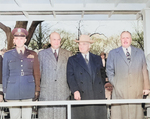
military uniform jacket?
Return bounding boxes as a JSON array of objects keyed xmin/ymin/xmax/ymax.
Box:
[{"xmin": 2, "ymin": 48, "xmax": 40, "ymax": 100}]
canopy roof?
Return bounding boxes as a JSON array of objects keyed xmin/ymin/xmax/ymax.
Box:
[{"xmin": 0, "ymin": 0, "xmax": 150, "ymax": 21}]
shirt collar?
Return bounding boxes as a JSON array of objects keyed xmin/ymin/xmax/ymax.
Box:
[
  {"xmin": 122, "ymin": 46, "xmax": 131, "ymax": 55},
  {"xmin": 81, "ymin": 52, "xmax": 89, "ymax": 60},
  {"xmin": 51, "ymin": 47, "xmax": 59, "ymax": 55}
]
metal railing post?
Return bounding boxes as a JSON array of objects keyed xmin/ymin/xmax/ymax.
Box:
[{"xmin": 67, "ymin": 104, "xmax": 71, "ymax": 119}]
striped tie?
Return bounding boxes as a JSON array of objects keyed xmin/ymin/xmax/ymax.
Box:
[{"xmin": 126, "ymin": 48, "xmax": 131, "ymax": 63}]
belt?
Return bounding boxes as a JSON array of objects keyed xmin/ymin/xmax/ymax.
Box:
[{"xmin": 10, "ymin": 72, "xmax": 33, "ymax": 76}]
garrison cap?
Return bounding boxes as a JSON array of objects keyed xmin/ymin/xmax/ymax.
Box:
[{"xmin": 12, "ymin": 28, "xmax": 28, "ymax": 37}]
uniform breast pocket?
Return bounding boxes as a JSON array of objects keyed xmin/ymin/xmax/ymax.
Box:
[
  {"xmin": 8, "ymin": 60, "xmax": 16, "ymax": 70},
  {"xmin": 26, "ymin": 59, "xmax": 34, "ymax": 69}
]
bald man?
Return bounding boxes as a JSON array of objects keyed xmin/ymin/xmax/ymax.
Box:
[{"xmin": 38, "ymin": 32, "xmax": 72, "ymax": 119}]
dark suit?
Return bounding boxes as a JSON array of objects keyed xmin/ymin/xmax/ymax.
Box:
[
  {"xmin": 67, "ymin": 52, "xmax": 107, "ymax": 119},
  {"xmin": 2, "ymin": 48, "xmax": 40, "ymax": 100}
]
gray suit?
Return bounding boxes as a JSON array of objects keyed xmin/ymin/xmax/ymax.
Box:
[
  {"xmin": 106, "ymin": 46, "xmax": 149, "ymax": 119},
  {"xmin": 38, "ymin": 48, "xmax": 71, "ymax": 119}
]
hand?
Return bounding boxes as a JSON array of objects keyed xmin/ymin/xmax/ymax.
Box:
[
  {"xmin": 104, "ymin": 82, "xmax": 113, "ymax": 91},
  {"xmin": 32, "ymin": 91, "xmax": 40, "ymax": 101},
  {"xmin": 143, "ymin": 90, "xmax": 150, "ymax": 95},
  {"xmin": 0, "ymin": 95, "xmax": 3, "ymax": 102},
  {"xmin": 74, "ymin": 91, "xmax": 81, "ymax": 100},
  {"xmin": 0, "ymin": 91, "xmax": 4, "ymax": 102}
]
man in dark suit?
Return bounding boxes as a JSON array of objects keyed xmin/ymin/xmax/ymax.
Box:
[
  {"xmin": 2, "ymin": 28, "xmax": 40, "ymax": 119},
  {"xmin": 67, "ymin": 35, "xmax": 107, "ymax": 119}
]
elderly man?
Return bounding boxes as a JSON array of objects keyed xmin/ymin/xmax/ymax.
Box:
[
  {"xmin": 67, "ymin": 35, "xmax": 107, "ymax": 119},
  {"xmin": 2, "ymin": 28, "xmax": 40, "ymax": 119},
  {"xmin": 38, "ymin": 32, "xmax": 72, "ymax": 119},
  {"xmin": 106, "ymin": 31, "xmax": 150, "ymax": 119}
]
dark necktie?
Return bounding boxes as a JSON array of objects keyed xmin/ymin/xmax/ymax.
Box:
[
  {"xmin": 54, "ymin": 50, "xmax": 58, "ymax": 61},
  {"xmin": 85, "ymin": 55, "xmax": 89, "ymax": 64},
  {"xmin": 20, "ymin": 50, "xmax": 23, "ymax": 57},
  {"xmin": 126, "ymin": 48, "xmax": 131, "ymax": 63}
]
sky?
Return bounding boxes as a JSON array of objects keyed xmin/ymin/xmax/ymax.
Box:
[{"xmin": 0, "ymin": 20, "xmax": 143, "ymax": 50}]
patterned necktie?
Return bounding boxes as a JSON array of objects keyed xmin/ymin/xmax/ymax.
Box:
[
  {"xmin": 54, "ymin": 50, "xmax": 58, "ymax": 61},
  {"xmin": 85, "ymin": 55, "xmax": 89, "ymax": 64},
  {"xmin": 126, "ymin": 48, "xmax": 131, "ymax": 63}
]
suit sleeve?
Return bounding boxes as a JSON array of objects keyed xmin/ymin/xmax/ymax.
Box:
[
  {"xmin": 2, "ymin": 53, "xmax": 9, "ymax": 93},
  {"xmin": 106, "ymin": 50, "xmax": 115, "ymax": 85},
  {"xmin": 33, "ymin": 52, "xmax": 41, "ymax": 92},
  {"xmin": 146, "ymin": 54, "xmax": 150, "ymax": 78},
  {"xmin": 67, "ymin": 57, "xmax": 79, "ymax": 94},
  {"xmin": 142, "ymin": 52, "xmax": 150, "ymax": 90}
]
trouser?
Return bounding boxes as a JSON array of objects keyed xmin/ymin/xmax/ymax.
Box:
[{"xmin": 7, "ymin": 99, "xmax": 32, "ymax": 119}]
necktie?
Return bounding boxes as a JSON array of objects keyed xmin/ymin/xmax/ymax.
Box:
[
  {"xmin": 20, "ymin": 50, "xmax": 23, "ymax": 57},
  {"xmin": 54, "ymin": 50, "xmax": 58, "ymax": 61},
  {"xmin": 85, "ymin": 55, "xmax": 89, "ymax": 64},
  {"xmin": 126, "ymin": 48, "xmax": 131, "ymax": 63}
]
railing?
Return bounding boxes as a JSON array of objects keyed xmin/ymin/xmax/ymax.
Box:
[{"xmin": 0, "ymin": 99, "xmax": 150, "ymax": 119}]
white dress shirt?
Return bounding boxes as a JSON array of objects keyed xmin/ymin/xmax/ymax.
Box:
[
  {"xmin": 82, "ymin": 52, "xmax": 89, "ymax": 61},
  {"xmin": 51, "ymin": 47, "xmax": 59, "ymax": 55},
  {"xmin": 122, "ymin": 46, "xmax": 131, "ymax": 56}
]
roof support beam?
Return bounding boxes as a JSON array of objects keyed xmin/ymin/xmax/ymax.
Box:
[
  {"xmin": 81, "ymin": 11, "xmax": 84, "ymax": 18},
  {"xmin": 53, "ymin": 11, "xmax": 56, "ymax": 18},
  {"xmin": 108, "ymin": 11, "xmax": 114, "ymax": 18},
  {"xmin": 22, "ymin": 11, "xmax": 29, "ymax": 18},
  {"xmin": 14, "ymin": 0, "xmax": 22, "ymax": 7},
  {"xmin": 49, "ymin": 0, "xmax": 54, "ymax": 7},
  {"xmin": 114, "ymin": 0, "xmax": 120, "ymax": 7}
]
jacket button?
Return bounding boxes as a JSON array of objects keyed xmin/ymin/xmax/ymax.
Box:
[
  {"xmin": 82, "ymin": 91, "xmax": 84, "ymax": 93},
  {"xmin": 55, "ymin": 80, "xmax": 57, "ymax": 81},
  {"xmin": 81, "ymin": 82, "xmax": 83, "ymax": 84},
  {"xmin": 100, "ymin": 91, "xmax": 102, "ymax": 93},
  {"xmin": 80, "ymin": 72, "xmax": 82, "ymax": 75},
  {"xmin": 21, "ymin": 60, "xmax": 23, "ymax": 62},
  {"xmin": 99, "ymin": 82, "xmax": 101, "ymax": 84}
]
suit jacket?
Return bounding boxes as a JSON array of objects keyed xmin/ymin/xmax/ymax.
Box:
[
  {"xmin": 67, "ymin": 52, "xmax": 107, "ymax": 119},
  {"xmin": 2, "ymin": 48, "xmax": 40, "ymax": 100},
  {"xmin": 106, "ymin": 46, "xmax": 150, "ymax": 119}
]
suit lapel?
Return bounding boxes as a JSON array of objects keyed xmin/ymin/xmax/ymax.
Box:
[
  {"xmin": 57, "ymin": 48, "xmax": 65, "ymax": 69},
  {"xmin": 130, "ymin": 45, "xmax": 137, "ymax": 67},
  {"xmin": 11, "ymin": 48, "xmax": 19, "ymax": 58},
  {"xmin": 75, "ymin": 53, "xmax": 90, "ymax": 75},
  {"xmin": 23, "ymin": 49, "xmax": 31, "ymax": 59},
  {"xmin": 45, "ymin": 48, "xmax": 57, "ymax": 66},
  {"xmin": 89, "ymin": 53, "xmax": 97, "ymax": 82},
  {"xmin": 117, "ymin": 46, "xmax": 129, "ymax": 65}
]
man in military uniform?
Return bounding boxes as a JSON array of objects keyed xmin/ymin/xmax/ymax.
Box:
[{"xmin": 2, "ymin": 28, "xmax": 40, "ymax": 119}]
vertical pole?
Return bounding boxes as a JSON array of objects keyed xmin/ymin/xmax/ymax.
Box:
[
  {"xmin": 67, "ymin": 104, "xmax": 71, "ymax": 119},
  {"xmin": 142, "ymin": 8, "xmax": 150, "ymax": 56}
]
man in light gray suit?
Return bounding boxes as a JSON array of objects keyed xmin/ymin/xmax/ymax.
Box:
[
  {"xmin": 106, "ymin": 31, "xmax": 150, "ymax": 119},
  {"xmin": 38, "ymin": 32, "xmax": 72, "ymax": 119}
]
